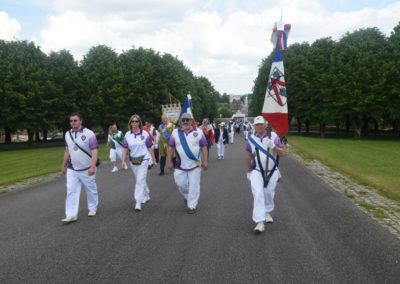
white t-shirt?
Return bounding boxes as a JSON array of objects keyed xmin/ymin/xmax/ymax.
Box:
[
  {"xmin": 123, "ymin": 129, "xmax": 153, "ymax": 160},
  {"xmin": 65, "ymin": 128, "xmax": 98, "ymax": 171}
]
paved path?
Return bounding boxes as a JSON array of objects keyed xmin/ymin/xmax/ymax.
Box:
[{"xmin": 1, "ymin": 139, "xmax": 400, "ymax": 283}]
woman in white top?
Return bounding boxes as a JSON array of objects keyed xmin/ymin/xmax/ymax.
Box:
[{"xmin": 121, "ymin": 114, "xmax": 157, "ymax": 212}]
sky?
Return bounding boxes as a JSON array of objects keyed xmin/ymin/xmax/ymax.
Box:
[{"xmin": 1, "ymin": 0, "xmax": 400, "ymax": 95}]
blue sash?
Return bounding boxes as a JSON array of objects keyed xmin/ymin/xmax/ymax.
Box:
[
  {"xmin": 178, "ymin": 130, "xmax": 199, "ymax": 162},
  {"xmin": 160, "ymin": 123, "xmax": 170, "ymax": 142},
  {"xmin": 248, "ymin": 136, "xmax": 278, "ymax": 167}
]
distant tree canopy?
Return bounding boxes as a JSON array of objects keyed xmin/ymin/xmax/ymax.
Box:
[
  {"xmin": 0, "ymin": 42, "xmax": 221, "ymax": 143},
  {"xmin": 250, "ymin": 24, "xmax": 400, "ymax": 138}
]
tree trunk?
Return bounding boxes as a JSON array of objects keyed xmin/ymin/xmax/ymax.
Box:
[
  {"xmin": 361, "ymin": 115, "xmax": 369, "ymax": 137},
  {"xmin": 335, "ymin": 122, "xmax": 340, "ymax": 135},
  {"xmin": 43, "ymin": 130, "xmax": 48, "ymax": 141},
  {"xmin": 320, "ymin": 122, "xmax": 326, "ymax": 138},
  {"xmin": 305, "ymin": 119, "xmax": 310, "ymax": 134},
  {"xmin": 35, "ymin": 131, "xmax": 41, "ymax": 142},
  {"xmin": 346, "ymin": 115, "xmax": 351, "ymax": 134},
  {"xmin": 4, "ymin": 127, "xmax": 12, "ymax": 144},
  {"xmin": 27, "ymin": 129, "xmax": 34, "ymax": 145},
  {"xmin": 297, "ymin": 117, "xmax": 301, "ymax": 133},
  {"xmin": 373, "ymin": 120, "xmax": 378, "ymax": 136}
]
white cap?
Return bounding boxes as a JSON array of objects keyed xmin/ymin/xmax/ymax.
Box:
[
  {"xmin": 254, "ymin": 116, "xmax": 265, "ymax": 125},
  {"xmin": 219, "ymin": 122, "xmax": 225, "ymax": 126}
]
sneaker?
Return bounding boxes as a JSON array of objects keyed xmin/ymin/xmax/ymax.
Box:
[
  {"xmin": 265, "ymin": 214, "xmax": 274, "ymax": 223},
  {"xmin": 135, "ymin": 203, "xmax": 142, "ymax": 212},
  {"xmin": 254, "ymin": 222, "xmax": 265, "ymax": 234},
  {"xmin": 217, "ymin": 156, "xmax": 221, "ymax": 160},
  {"xmin": 124, "ymin": 164, "xmax": 128, "ymax": 170},
  {"xmin": 142, "ymin": 196, "xmax": 150, "ymax": 204},
  {"xmin": 88, "ymin": 210, "xmax": 96, "ymax": 217},
  {"xmin": 187, "ymin": 208, "xmax": 196, "ymax": 214},
  {"xmin": 61, "ymin": 216, "xmax": 77, "ymax": 223},
  {"xmin": 111, "ymin": 166, "xmax": 118, "ymax": 173}
]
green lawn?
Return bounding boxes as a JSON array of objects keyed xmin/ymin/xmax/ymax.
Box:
[
  {"xmin": 0, "ymin": 144, "xmax": 109, "ymax": 186},
  {"xmin": 288, "ymin": 136, "xmax": 400, "ymax": 203}
]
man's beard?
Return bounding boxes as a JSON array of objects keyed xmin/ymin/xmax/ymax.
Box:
[{"xmin": 183, "ymin": 123, "xmax": 191, "ymax": 131}]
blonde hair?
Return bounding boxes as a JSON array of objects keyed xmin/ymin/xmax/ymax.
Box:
[{"xmin": 128, "ymin": 114, "xmax": 143, "ymax": 131}]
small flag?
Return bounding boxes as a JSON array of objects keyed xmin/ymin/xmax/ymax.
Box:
[{"xmin": 178, "ymin": 94, "xmax": 196, "ymax": 127}]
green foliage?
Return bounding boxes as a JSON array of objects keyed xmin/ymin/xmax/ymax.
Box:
[{"xmin": 251, "ymin": 23, "xmax": 400, "ymax": 137}]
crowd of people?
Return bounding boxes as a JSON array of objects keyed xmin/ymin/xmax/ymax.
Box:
[{"xmin": 61, "ymin": 112, "xmax": 286, "ymax": 234}]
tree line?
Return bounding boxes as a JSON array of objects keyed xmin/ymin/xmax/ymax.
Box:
[
  {"xmin": 0, "ymin": 41, "xmax": 223, "ymax": 144},
  {"xmin": 250, "ymin": 23, "xmax": 400, "ymax": 138}
]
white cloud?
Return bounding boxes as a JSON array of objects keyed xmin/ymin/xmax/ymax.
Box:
[
  {"xmin": 36, "ymin": 0, "xmax": 400, "ymax": 94},
  {"xmin": 0, "ymin": 11, "xmax": 21, "ymax": 40}
]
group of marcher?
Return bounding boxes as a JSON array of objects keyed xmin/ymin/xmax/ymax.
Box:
[{"xmin": 61, "ymin": 112, "xmax": 286, "ymax": 234}]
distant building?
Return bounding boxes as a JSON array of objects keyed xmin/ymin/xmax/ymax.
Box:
[{"xmin": 228, "ymin": 94, "xmax": 250, "ymax": 116}]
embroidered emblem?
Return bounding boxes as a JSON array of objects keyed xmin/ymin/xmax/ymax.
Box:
[
  {"xmin": 193, "ymin": 132, "xmax": 198, "ymax": 137},
  {"xmin": 81, "ymin": 135, "xmax": 86, "ymax": 141}
]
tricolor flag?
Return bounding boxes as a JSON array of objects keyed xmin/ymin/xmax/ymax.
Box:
[
  {"xmin": 178, "ymin": 93, "xmax": 196, "ymax": 127},
  {"xmin": 262, "ymin": 21, "xmax": 291, "ymax": 138}
]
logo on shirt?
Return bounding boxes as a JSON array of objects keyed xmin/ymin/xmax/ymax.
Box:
[
  {"xmin": 81, "ymin": 135, "xmax": 86, "ymax": 141},
  {"xmin": 193, "ymin": 132, "xmax": 198, "ymax": 137}
]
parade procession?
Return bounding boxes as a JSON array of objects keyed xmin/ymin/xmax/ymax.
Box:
[{"xmin": 2, "ymin": 2, "xmax": 400, "ymax": 283}]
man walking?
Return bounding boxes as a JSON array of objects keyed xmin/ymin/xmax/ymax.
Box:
[
  {"xmin": 61, "ymin": 112, "xmax": 99, "ymax": 223},
  {"xmin": 245, "ymin": 116, "xmax": 285, "ymax": 234},
  {"xmin": 158, "ymin": 114, "xmax": 175, "ymax": 175},
  {"xmin": 107, "ymin": 123, "xmax": 127, "ymax": 172},
  {"xmin": 167, "ymin": 113, "xmax": 208, "ymax": 214}
]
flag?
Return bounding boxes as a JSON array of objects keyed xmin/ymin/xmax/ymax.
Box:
[
  {"xmin": 262, "ymin": 21, "xmax": 291, "ymax": 137},
  {"xmin": 178, "ymin": 94, "xmax": 196, "ymax": 127}
]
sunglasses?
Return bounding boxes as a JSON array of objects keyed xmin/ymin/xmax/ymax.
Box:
[
  {"xmin": 69, "ymin": 119, "xmax": 78, "ymax": 122},
  {"xmin": 131, "ymin": 120, "xmax": 139, "ymax": 123},
  {"xmin": 182, "ymin": 118, "xmax": 191, "ymax": 122}
]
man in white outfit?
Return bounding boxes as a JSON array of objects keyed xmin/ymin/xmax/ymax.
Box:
[
  {"xmin": 245, "ymin": 116, "xmax": 285, "ymax": 234},
  {"xmin": 107, "ymin": 123, "xmax": 127, "ymax": 172},
  {"xmin": 61, "ymin": 112, "xmax": 99, "ymax": 223},
  {"xmin": 167, "ymin": 113, "xmax": 208, "ymax": 214},
  {"xmin": 228, "ymin": 120, "xmax": 235, "ymax": 144}
]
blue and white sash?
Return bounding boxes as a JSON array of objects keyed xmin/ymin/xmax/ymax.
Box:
[
  {"xmin": 178, "ymin": 130, "xmax": 200, "ymax": 163},
  {"xmin": 160, "ymin": 123, "xmax": 170, "ymax": 142},
  {"xmin": 248, "ymin": 136, "xmax": 278, "ymax": 167}
]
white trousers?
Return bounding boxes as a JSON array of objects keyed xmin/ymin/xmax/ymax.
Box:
[
  {"xmin": 250, "ymin": 170, "xmax": 279, "ymax": 223},
  {"xmin": 229, "ymin": 132, "xmax": 234, "ymax": 144},
  {"xmin": 244, "ymin": 130, "xmax": 249, "ymax": 140},
  {"xmin": 109, "ymin": 148, "xmax": 123, "ymax": 162},
  {"xmin": 130, "ymin": 159, "xmax": 150, "ymax": 203},
  {"xmin": 65, "ymin": 169, "xmax": 99, "ymax": 217},
  {"xmin": 174, "ymin": 167, "xmax": 201, "ymax": 209},
  {"xmin": 217, "ymin": 141, "xmax": 225, "ymax": 157}
]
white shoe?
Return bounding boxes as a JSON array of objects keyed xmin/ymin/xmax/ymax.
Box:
[
  {"xmin": 135, "ymin": 203, "xmax": 141, "ymax": 212},
  {"xmin": 88, "ymin": 210, "xmax": 96, "ymax": 217},
  {"xmin": 142, "ymin": 196, "xmax": 150, "ymax": 204},
  {"xmin": 124, "ymin": 164, "xmax": 128, "ymax": 170},
  {"xmin": 111, "ymin": 166, "xmax": 118, "ymax": 172},
  {"xmin": 265, "ymin": 214, "xmax": 274, "ymax": 223},
  {"xmin": 61, "ymin": 216, "xmax": 77, "ymax": 223},
  {"xmin": 254, "ymin": 222, "xmax": 265, "ymax": 234}
]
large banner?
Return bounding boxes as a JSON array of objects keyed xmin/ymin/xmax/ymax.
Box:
[{"xmin": 262, "ymin": 21, "xmax": 291, "ymax": 137}]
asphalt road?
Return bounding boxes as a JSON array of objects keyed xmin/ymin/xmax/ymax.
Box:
[{"xmin": 1, "ymin": 138, "xmax": 400, "ymax": 283}]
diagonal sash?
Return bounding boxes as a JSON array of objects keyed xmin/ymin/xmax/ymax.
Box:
[
  {"xmin": 248, "ymin": 136, "xmax": 278, "ymax": 167},
  {"xmin": 178, "ymin": 130, "xmax": 200, "ymax": 162},
  {"xmin": 160, "ymin": 123, "xmax": 171, "ymax": 142}
]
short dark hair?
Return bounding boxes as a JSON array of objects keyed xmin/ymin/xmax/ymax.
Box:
[{"xmin": 70, "ymin": 112, "xmax": 83, "ymax": 121}]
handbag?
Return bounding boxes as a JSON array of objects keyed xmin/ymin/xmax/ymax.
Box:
[{"xmin": 130, "ymin": 155, "xmax": 145, "ymax": 165}]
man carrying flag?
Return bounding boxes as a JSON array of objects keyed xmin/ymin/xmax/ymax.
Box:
[
  {"xmin": 245, "ymin": 19, "xmax": 290, "ymax": 234},
  {"xmin": 167, "ymin": 112, "xmax": 208, "ymax": 214}
]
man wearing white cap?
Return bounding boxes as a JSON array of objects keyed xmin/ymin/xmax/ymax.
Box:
[
  {"xmin": 214, "ymin": 122, "xmax": 229, "ymax": 160},
  {"xmin": 245, "ymin": 115, "xmax": 285, "ymax": 234},
  {"xmin": 167, "ymin": 112, "xmax": 209, "ymax": 214}
]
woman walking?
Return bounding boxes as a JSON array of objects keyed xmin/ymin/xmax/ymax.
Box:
[{"xmin": 121, "ymin": 114, "xmax": 157, "ymax": 212}]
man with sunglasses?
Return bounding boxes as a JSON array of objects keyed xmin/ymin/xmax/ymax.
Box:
[
  {"xmin": 61, "ymin": 112, "xmax": 99, "ymax": 223},
  {"xmin": 167, "ymin": 112, "xmax": 208, "ymax": 214}
]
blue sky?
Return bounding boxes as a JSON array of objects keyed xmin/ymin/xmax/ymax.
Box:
[{"xmin": 1, "ymin": 0, "xmax": 400, "ymax": 94}]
